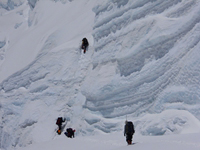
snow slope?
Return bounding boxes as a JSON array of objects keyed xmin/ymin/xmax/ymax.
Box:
[
  {"xmin": 16, "ymin": 132, "xmax": 200, "ymax": 150},
  {"xmin": 1, "ymin": 0, "xmax": 200, "ymax": 149}
]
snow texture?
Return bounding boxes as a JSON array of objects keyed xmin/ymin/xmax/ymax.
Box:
[
  {"xmin": 0, "ymin": 0, "xmax": 200, "ymax": 149},
  {"xmin": 16, "ymin": 132, "xmax": 200, "ymax": 150}
]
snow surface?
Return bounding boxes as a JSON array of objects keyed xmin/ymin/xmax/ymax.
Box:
[
  {"xmin": 16, "ymin": 132, "xmax": 200, "ymax": 150},
  {"xmin": 1, "ymin": 0, "xmax": 200, "ymax": 149}
]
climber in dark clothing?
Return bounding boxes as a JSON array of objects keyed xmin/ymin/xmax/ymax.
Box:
[
  {"xmin": 56, "ymin": 117, "xmax": 65, "ymax": 134},
  {"xmin": 64, "ymin": 128, "xmax": 76, "ymax": 138},
  {"xmin": 81, "ymin": 37, "xmax": 89, "ymax": 54},
  {"xmin": 124, "ymin": 121, "xmax": 135, "ymax": 145}
]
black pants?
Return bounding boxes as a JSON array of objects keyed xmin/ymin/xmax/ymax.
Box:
[
  {"xmin": 58, "ymin": 125, "xmax": 62, "ymax": 130},
  {"xmin": 65, "ymin": 132, "xmax": 74, "ymax": 138},
  {"xmin": 82, "ymin": 45, "xmax": 88, "ymax": 53},
  {"xmin": 126, "ymin": 133, "xmax": 133, "ymax": 143}
]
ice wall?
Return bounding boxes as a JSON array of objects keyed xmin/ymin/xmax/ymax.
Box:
[
  {"xmin": 82, "ymin": 0, "xmax": 200, "ymax": 119},
  {"xmin": 0, "ymin": 0, "xmax": 25, "ymax": 11}
]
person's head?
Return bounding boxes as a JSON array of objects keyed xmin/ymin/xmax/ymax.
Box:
[{"xmin": 125, "ymin": 120, "xmax": 128, "ymax": 124}]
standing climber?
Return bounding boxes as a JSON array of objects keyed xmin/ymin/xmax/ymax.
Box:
[
  {"xmin": 124, "ymin": 121, "xmax": 135, "ymax": 145},
  {"xmin": 81, "ymin": 37, "xmax": 89, "ymax": 54},
  {"xmin": 56, "ymin": 117, "xmax": 65, "ymax": 134}
]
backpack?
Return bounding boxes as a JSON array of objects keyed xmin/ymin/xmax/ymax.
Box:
[
  {"xmin": 67, "ymin": 128, "xmax": 73, "ymax": 133},
  {"xmin": 125, "ymin": 121, "xmax": 135, "ymax": 135},
  {"xmin": 56, "ymin": 117, "xmax": 62, "ymax": 125},
  {"xmin": 66, "ymin": 128, "xmax": 74, "ymax": 137},
  {"xmin": 82, "ymin": 38, "xmax": 89, "ymax": 46}
]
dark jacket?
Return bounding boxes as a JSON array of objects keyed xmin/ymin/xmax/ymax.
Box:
[
  {"xmin": 124, "ymin": 121, "xmax": 135, "ymax": 136},
  {"xmin": 82, "ymin": 38, "xmax": 89, "ymax": 47},
  {"xmin": 65, "ymin": 128, "xmax": 75, "ymax": 138},
  {"xmin": 56, "ymin": 117, "xmax": 65, "ymax": 126}
]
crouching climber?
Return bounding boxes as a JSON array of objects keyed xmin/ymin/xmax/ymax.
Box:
[{"xmin": 64, "ymin": 128, "xmax": 75, "ymax": 138}]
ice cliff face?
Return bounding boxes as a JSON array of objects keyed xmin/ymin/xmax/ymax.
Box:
[
  {"xmin": 0, "ymin": 0, "xmax": 25, "ymax": 11},
  {"xmin": 85, "ymin": 0, "xmax": 200, "ymax": 118},
  {"xmin": 1, "ymin": 0, "xmax": 200, "ymax": 149},
  {"xmin": 0, "ymin": 0, "xmax": 35, "ymax": 10},
  {"xmin": 0, "ymin": 0, "xmax": 71, "ymax": 11}
]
